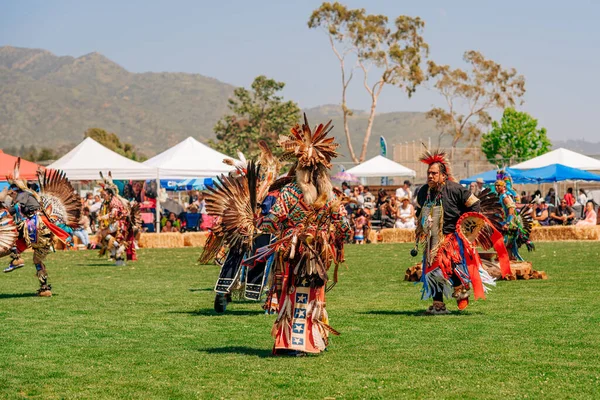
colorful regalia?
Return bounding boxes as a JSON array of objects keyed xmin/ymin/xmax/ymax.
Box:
[
  {"xmin": 1, "ymin": 159, "xmax": 81, "ymax": 296},
  {"xmin": 414, "ymin": 149, "xmax": 511, "ymax": 314},
  {"xmin": 199, "ymin": 115, "xmax": 350, "ymax": 355},
  {"xmin": 258, "ymin": 116, "xmax": 349, "ymax": 355},
  {"xmin": 96, "ymin": 172, "xmax": 141, "ymax": 265},
  {"xmin": 494, "ymin": 170, "xmax": 534, "ymax": 261}
]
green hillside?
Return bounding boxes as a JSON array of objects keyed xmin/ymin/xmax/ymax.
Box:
[
  {"xmin": 0, "ymin": 46, "xmax": 235, "ymax": 154},
  {"xmin": 0, "ymin": 46, "xmax": 458, "ymax": 162}
]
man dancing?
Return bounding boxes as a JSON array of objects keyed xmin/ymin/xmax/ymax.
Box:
[
  {"xmin": 96, "ymin": 172, "xmax": 140, "ymax": 265},
  {"xmin": 200, "ymin": 143, "xmax": 280, "ymax": 313},
  {"xmin": 200, "ymin": 115, "xmax": 349, "ymax": 355},
  {"xmin": 2, "ymin": 161, "xmax": 80, "ymax": 296},
  {"xmin": 414, "ymin": 149, "xmax": 511, "ymax": 314},
  {"xmin": 258, "ymin": 115, "xmax": 349, "ymax": 355}
]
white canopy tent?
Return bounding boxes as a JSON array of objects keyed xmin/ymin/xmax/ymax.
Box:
[
  {"xmin": 144, "ymin": 137, "xmax": 236, "ymax": 179},
  {"xmin": 345, "ymin": 155, "xmax": 416, "ymax": 178},
  {"xmin": 511, "ymin": 148, "xmax": 600, "ymax": 171},
  {"xmin": 48, "ymin": 137, "xmax": 158, "ymax": 180}
]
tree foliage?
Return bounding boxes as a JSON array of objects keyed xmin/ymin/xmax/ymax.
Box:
[
  {"xmin": 2, "ymin": 144, "xmax": 70, "ymax": 163},
  {"xmin": 84, "ymin": 128, "xmax": 146, "ymax": 161},
  {"xmin": 481, "ymin": 108, "xmax": 551, "ymax": 166},
  {"xmin": 427, "ymin": 51, "xmax": 526, "ymax": 157},
  {"xmin": 309, "ymin": 2, "xmax": 429, "ymax": 162},
  {"xmin": 209, "ymin": 75, "xmax": 300, "ymax": 159}
]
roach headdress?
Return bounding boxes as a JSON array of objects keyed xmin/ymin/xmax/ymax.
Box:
[{"xmin": 419, "ymin": 147, "xmax": 453, "ymax": 180}]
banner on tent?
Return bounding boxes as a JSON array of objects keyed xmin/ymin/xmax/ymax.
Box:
[{"xmin": 152, "ymin": 178, "xmax": 214, "ymax": 191}]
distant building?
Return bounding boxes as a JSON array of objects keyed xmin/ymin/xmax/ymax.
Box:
[{"xmin": 393, "ymin": 142, "xmax": 495, "ymax": 182}]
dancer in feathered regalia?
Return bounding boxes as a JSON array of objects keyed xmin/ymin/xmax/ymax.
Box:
[
  {"xmin": 96, "ymin": 172, "xmax": 141, "ymax": 265},
  {"xmin": 413, "ymin": 149, "xmax": 511, "ymax": 314},
  {"xmin": 199, "ymin": 142, "xmax": 281, "ymax": 313},
  {"xmin": 258, "ymin": 115, "xmax": 349, "ymax": 355},
  {"xmin": 1, "ymin": 159, "xmax": 81, "ymax": 296},
  {"xmin": 199, "ymin": 115, "xmax": 349, "ymax": 355},
  {"xmin": 494, "ymin": 170, "xmax": 534, "ymax": 261}
]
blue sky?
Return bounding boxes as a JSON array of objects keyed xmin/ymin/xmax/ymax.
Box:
[{"xmin": 1, "ymin": 0, "xmax": 599, "ymax": 142}]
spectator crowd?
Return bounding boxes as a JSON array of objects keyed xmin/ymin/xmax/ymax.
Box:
[
  {"xmin": 70, "ymin": 178, "xmax": 598, "ymax": 250},
  {"xmin": 340, "ymin": 180, "xmax": 417, "ymax": 244}
]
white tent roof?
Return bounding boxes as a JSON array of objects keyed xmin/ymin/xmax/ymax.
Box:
[
  {"xmin": 345, "ymin": 155, "xmax": 416, "ymax": 177},
  {"xmin": 143, "ymin": 137, "xmax": 235, "ymax": 179},
  {"xmin": 511, "ymin": 148, "xmax": 600, "ymax": 171},
  {"xmin": 48, "ymin": 138, "xmax": 157, "ymax": 180}
]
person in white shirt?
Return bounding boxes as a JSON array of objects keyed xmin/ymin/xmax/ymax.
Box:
[
  {"xmin": 395, "ymin": 180, "xmax": 412, "ymax": 201},
  {"xmin": 395, "ymin": 196, "xmax": 416, "ymax": 229},
  {"xmin": 351, "ymin": 187, "xmax": 364, "ymax": 209},
  {"xmin": 578, "ymin": 189, "xmax": 588, "ymax": 206},
  {"xmin": 362, "ymin": 186, "xmax": 375, "ymax": 210}
]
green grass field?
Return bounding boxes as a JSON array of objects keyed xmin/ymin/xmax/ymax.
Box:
[{"xmin": 1, "ymin": 242, "xmax": 599, "ymax": 399}]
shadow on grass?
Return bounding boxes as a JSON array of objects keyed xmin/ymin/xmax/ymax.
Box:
[
  {"xmin": 187, "ymin": 288, "xmax": 213, "ymax": 292},
  {"xmin": 168, "ymin": 309, "xmax": 267, "ymax": 316},
  {"xmin": 199, "ymin": 346, "xmax": 272, "ymax": 358},
  {"xmin": 0, "ymin": 292, "xmax": 38, "ymax": 299},
  {"xmin": 361, "ymin": 309, "xmax": 484, "ymax": 316}
]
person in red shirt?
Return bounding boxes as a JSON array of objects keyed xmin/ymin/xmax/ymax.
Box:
[{"xmin": 563, "ymin": 187, "xmax": 575, "ymax": 206}]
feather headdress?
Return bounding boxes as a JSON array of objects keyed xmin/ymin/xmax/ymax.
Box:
[
  {"xmin": 419, "ymin": 147, "xmax": 453, "ymax": 179},
  {"xmin": 495, "ymin": 168, "xmax": 518, "ymax": 197},
  {"xmin": 278, "ymin": 113, "xmax": 338, "ymax": 169},
  {"xmin": 98, "ymin": 171, "xmax": 119, "ymax": 195}
]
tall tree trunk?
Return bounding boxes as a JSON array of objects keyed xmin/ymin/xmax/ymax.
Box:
[
  {"xmin": 341, "ymin": 98, "xmax": 358, "ymax": 163},
  {"xmin": 332, "ymin": 36, "xmax": 358, "ymax": 164},
  {"xmin": 359, "ymin": 86, "xmax": 383, "ymax": 163}
]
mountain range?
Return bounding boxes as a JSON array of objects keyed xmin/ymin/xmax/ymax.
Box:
[{"xmin": 1, "ymin": 46, "xmax": 597, "ymax": 162}]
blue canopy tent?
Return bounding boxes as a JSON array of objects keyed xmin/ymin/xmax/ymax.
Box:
[
  {"xmin": 460, "ymin": 168, "xmax": 536, "ymax": 184},
  {"xmin": 463, "ymin": 164, "xmax": 600, "ymax": 207},
  {"xmin": 516, "ymin": 164, "xmax": 600, "ymax": 183}
]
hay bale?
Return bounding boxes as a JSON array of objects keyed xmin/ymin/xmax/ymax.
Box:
[
  {"xmin": 379, "ymin": 228, "xmax": 416, "ymax": 243},
  {"xmin": 138, "ymin": 233, "xmax": 184, "ymax": 248},
  {"xmin": 531, "ymin": 225, "xmax": 600, "ymax": 241},
  {"xmin": 183, "ymin": 232, "xmax": 210, "ymax": 247},
  {"xmin": 367, "ymin": 229, "xmax": 378, "ymax": 244},
  {"xmin": 573, "ymin": 226, "xmax": 600, "ymax": 240}
]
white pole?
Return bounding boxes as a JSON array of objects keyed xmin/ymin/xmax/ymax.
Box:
[{"xmin": 155, "ymin": 171, "xmax": 161, "ymax": 233}]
